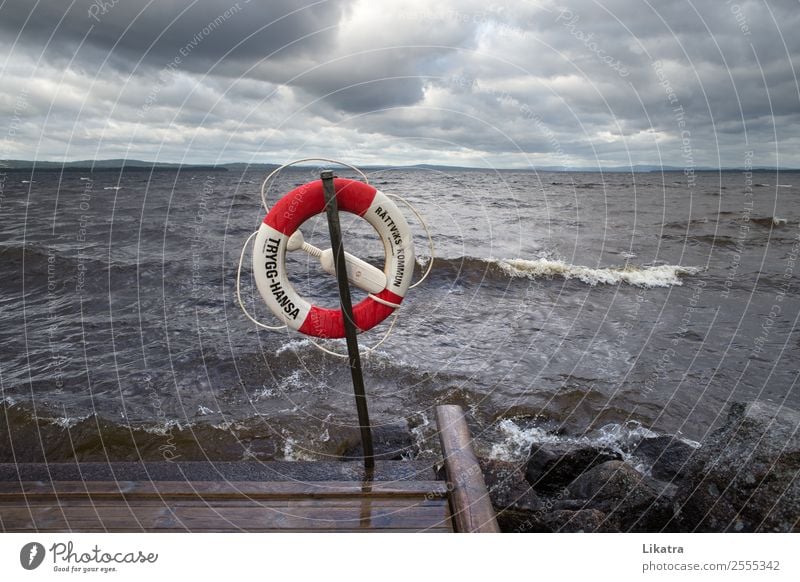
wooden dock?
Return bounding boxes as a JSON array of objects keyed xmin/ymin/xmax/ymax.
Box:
[{"xmin": 0, "ymin": 405, "xmax": 498, "ymax": 533}]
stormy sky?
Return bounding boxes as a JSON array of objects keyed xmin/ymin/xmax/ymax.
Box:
[{"xmin": 0, "ymin": 0, "xmax": 798, "ymax": 169}]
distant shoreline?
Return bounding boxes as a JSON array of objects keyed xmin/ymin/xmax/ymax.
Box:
[
  {"xmin": 1, "ymin": 165, "xmax": 229, "ymax": 173},
  {"xmin": 1, "ymin": 159, "xmax": 797, "ymax": 173}
]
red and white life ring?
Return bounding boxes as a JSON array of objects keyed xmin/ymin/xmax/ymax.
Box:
[{"xmin": 252, "ymin": 178, "xmax": 415, "ymax": 339}]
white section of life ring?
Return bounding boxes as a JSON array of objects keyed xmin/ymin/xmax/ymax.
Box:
[{"xmin": 252, "ymin": 226, "xmax": 312, "ymax": 329}]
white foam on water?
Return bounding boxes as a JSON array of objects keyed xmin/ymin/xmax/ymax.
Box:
[
  {"xmin": 409, "ymin": 412, "xmax": 435, "ymax": 459},
  {"xmin": 488, "ymin": 418, "xmax": 663, "ymax": 463},
  {"xmin": 593, "ymin": 422, "xmax": 659, "ymax": 449},
  {"xmin": 275, "ymin": 338, "xmax": 312, "ymax": 356},
  {"xmin": 141, "ymin": 419, "xmax": 184, "ymax": 435},
  {"xmin": 772, "ymin": 217, "xmax": 788, "ymax": 225},
  {"xmin": 317, "ymin": 414, "xmax": 332, "ymax": 443},
  {"xmin": 254, "ymin": 385, "xmax": 279, "ymax": 401},
  {"xmin": 281, "ymin": 432, "xmax": 317, "ymax": 461},
  {"xmin": 197, "ymin": 405, "xmax": 215, "ymax": 416},
  {"xmin": 678, "ymin": 436, "xmax": 701, "ymax": 449},
  {"xmin": 278, "ymin": 369, "xmax": 306, "ymax": 393},
  {"xmin": 47, "ymin": 414, "xmax": 90, "ymax": 429},
  {"xmin": 489, "ymin": 419, "xmax": 559, "ymax": 461},
  {"xmin": 494, "ymin": 258, "xmax": 701, "ymax": 287}
]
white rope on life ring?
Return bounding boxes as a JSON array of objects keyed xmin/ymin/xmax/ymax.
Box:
[{"xmin": 252, "ymin": 177, "xmax": 415, "ymax": 339}]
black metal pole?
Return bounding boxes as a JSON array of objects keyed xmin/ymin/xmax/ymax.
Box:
[{"xmin": 320, "ymin": 170, "xmax": 375, "ymax": 469}]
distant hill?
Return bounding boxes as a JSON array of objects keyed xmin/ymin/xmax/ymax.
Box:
[
  {"xmin": 0, "ymin": 159, "xmax": 229, "ymax": 171},
  {"xmin": 370, "ymin": 163, "xmax": 792, "ymax": 173},
  {"xmin": 1, "ymin": 159, "xmax": 796, "ymax": 173}
]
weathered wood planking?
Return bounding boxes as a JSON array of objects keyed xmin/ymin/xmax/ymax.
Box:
[
  {"xmin": 0, "ymin": 461, "xmax": 438, "ymax": 483},
  {"xmin": 435, "ymin": 405, "xmax": 500, "ymax": 533},
  {"xmin": 0, "ymin": 504, "xmax": 453, "ymax": 532},
  {"xmin": 0, "ymin": 480, "xmax": 449, "ymax": 499},
  {"xmin": 0, "ymin": 480, "xmax": 451, "ymax": 532}
]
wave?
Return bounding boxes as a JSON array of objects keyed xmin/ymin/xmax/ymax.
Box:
[
  {"xmin": 487, "ymin": 418, "xmax": 698, "ymax": 469},
  {"xmin": 424, "ymin": 256, "xmax": 701, "ymax": 287},
  {"xmin": 685, "ymin": 234, "xmax": 739, "ymax": 248},
  {"xmin": 663, "ymin": 214, "xmax": 792, "ymax": 229},
  {"xmin": 749, "ymin": 216, "xmax": 790, "ymax": 227},
  {"xmin": 0, "ymin": 402, "xmax": 259, "ymax": 462},
  {"xmin": 488, "ymin": 418, "xmax": 657, "ymax": 462},
  {"xmin": 663, "ymin": 217, "xmax": 712, "ymax": 228},
  {"xmin": 492, "ymin": 258, "xmax": 701, "ymax": 287}
]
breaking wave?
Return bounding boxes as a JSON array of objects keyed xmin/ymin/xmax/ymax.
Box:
[
  {"xmin": 487, "ymin": 417, "xmax": 699, "ymax": 469},
  {"xmin": 493, "ymin": 258, "xmax": 701, "ymax": 287},
  {"xmin": 425, "ymin": 256, "xmax": 702, "ymax": 287}
]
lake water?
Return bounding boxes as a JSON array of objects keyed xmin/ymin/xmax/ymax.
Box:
[{"xmin": 1, "ymin": 166, "xmax": 797, "ymax": 463}]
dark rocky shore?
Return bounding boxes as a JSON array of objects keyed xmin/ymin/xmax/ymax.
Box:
[{"xmin": 479, "ymin": 400, "xmax": 799, "ymax": 532}]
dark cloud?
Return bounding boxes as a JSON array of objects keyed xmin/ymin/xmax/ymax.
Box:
[
  {"xmin": 0, "ymin": 0, "xmax": 346, "ymax": 74},
  {"xmin": 286, "ymin": 49, "xmax": 436, "ymax": 112}
]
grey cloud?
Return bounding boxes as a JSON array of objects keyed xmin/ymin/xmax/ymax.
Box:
[
  {"xmin": 286, "ymin": 50, "xmax": 434, "ymax": 112},
  {"xmin": 0, "ymin": 1, "xmax": 348, "ymax": 75}
]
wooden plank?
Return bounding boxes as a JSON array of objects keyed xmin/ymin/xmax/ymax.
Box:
[
  {"xmin": 0, "ymin": 502, "xmax": 451, "ymax": 532},
  {"xmin": 0, "ymin": 445, "xmax": 468, "ymax": 533},
  {"xmin": 0, "ymin": 461, "xmax": 439, "ymax": 483},
  {"xmin": 42, "ymin": 505, "xmax": 447, "ymax": 528},
  {"xmin": 5, "ymin": 497, "xmax": 448, "ymax": 509},
  {"xmin": 0, "ymin": 499, "xmax": 449, "ymax": 518},
  {"xmin": 0, "ymin": 476, "xmax": 454, "ymax": 532},
  {"xmin": 7, "ymin": 527, "xmax": 453, "ymax": 533},
  {"xmin": 0, "ymin": 480, "xmax": 448, "ymax": 501},
  {"xmin": 435, "ymin": 405, "xmax": 499, "ymax": 533}
]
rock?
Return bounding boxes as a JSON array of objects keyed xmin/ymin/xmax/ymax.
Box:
[
  {"xmin": 542, "ymin": 509, "xmax": 617, "ymax": 533},
  {"xmin": 567, "ymin": 460, "xmax": 674, "ymax": 532},
  {"xmin": 569, "ymin": 460, "xmax": 647, "ymax": 500},
  {"xmin": 674, "ymin": 401, "xmax": 800, "ymax": 532},
  {"xmin": 525, "ymin": 443, "xmax": 621, "ymax": 492},
  {"xmin": 479, "ymin": 458, "xmax": 546, "ymax": 532},
  {"xmin": 479, "ymin": 458, "xmax": 543, "ymax": 512},
  {"xmin": 634, "ymin": 435, "xmax": 697, "ymax": 481},
  {"xmin": 340, "ymin": 422, "xmax": 414, "ymax": 461},
  {"xmin": 626, "ymin": 496, "xmax": 676, "ymax": 533},
  {"xmin": 496, "ymin": 509, "xmax": 550, "ymax": 533}
]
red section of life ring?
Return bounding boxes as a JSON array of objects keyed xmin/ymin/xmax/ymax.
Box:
[
  {"xmin": 297, "ymin": 287, "xmax": 404, "ymax": 339},
  {"xmin": 264, "ymin": 178, "xmax": 376, "ymax": 234},
  {"xmin": 253, "ymin": 178, "xmax": 414, "ymax": 339}
]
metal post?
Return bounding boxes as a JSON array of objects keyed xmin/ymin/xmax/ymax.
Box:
[{"xmin": 320, "ymin": 170, "xmax": 375, "ymax": 469}]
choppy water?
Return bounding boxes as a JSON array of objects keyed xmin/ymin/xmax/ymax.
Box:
[{"xmin": 1, "ymin": 166, "xmax": 798, "ymax": 463}]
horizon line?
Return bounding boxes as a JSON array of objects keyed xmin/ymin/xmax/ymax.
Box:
[{"xmin": 1, "ymin": 158, "xmax": 797, "ymax": 172}]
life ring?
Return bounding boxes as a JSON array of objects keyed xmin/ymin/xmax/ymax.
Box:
[{"xmin": 252, "ymin": 178, "xmax": 415, "ymax": 339}]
